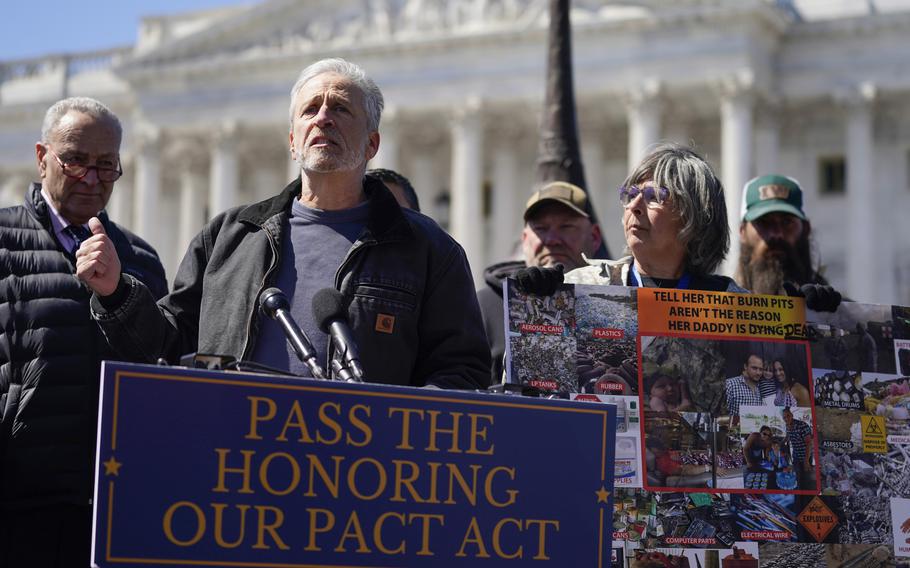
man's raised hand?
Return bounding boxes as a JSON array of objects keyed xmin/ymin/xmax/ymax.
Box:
[{"xmin": 75, "ymin": 217, "xmax": 122, "ymax": 297}]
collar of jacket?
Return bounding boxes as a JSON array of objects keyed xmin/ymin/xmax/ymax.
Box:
[
  {"xmin": 236, "ymin": 175, "xmax": 415, "ymax": 243},
  {"xmin": 25, "ymin": 182, "xmax": 144, "ymax": 269},
  {"xmin": 26, "ymin": 181, "xmax": 113, "ymax": 236}
]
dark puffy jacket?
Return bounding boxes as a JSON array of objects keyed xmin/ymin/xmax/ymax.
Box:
[
  {"xmin": 91, "ymin": 177, "xmax": 490, "ymax": 390},
  {"xmin": 0, "ymin": 183, "xmax": 167, "ymax": 510}
]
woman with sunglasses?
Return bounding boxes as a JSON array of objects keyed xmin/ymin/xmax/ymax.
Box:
[{"xmin": 561, "ymin": 142, "xmax": 746, "ymax": 292}]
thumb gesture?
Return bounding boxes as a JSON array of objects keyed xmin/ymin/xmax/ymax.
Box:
[{"xmin": 75, "ymin": 216, "xmax": 122, "ymax": 297}]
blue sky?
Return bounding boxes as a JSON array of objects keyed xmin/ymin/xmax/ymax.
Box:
[{"xmin": 1, "ymin": 1, "xmax": 250, "ymax": 61}]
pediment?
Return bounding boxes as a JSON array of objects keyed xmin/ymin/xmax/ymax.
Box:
[{"xmin": 117, "ymin": 0, "xmax": 658, "ymax": 72}]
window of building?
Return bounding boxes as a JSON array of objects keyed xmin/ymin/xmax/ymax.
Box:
[{"xmin": 818, "ymin": 156, "xmax": 846, "ymax": 195}]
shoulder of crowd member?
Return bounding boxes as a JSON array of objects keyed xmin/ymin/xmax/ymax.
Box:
[
  {"xmin": 563, "ymin": 255, "xmax": 629, "ymax": 286},
  {"xmin": 693, "ymin": 273, "xmax": 749, "ymax": 294},
  {"xmin": 0, "ymin": 202, "xmax": 30, "ymax": 228},
  {"xmin": 481, "ymin": 260, "xmax": 526, "ymax": 295}
]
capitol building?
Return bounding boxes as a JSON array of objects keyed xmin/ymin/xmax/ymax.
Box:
[{"xmin": 1, "ymin": 0, "xmax": 909, "ymax": 306}]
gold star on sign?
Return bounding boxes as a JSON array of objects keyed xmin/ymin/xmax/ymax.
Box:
[
  {"xmin": 596, "ymin": 485, "xmax": 611, "ymax": 504},
  {"xmin": 103, "ymin": 456, "xmax": 122, "ymax": 476}
]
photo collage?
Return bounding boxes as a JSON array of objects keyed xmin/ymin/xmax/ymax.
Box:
[{"xmin": 504, "ymin": 280, "xmax": 910, "ymax": 567}]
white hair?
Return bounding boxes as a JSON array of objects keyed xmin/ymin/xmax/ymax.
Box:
[
  {"xmin": 288, "ymin": 58, "xmax": 383, "ymax": 131},
  {"xmin": 41, "ymin": 97, "xmax": 122, "ymax": 142}
]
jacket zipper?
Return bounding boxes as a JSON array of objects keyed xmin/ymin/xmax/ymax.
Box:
[
  {"xmin": 328, "ymin": 238, "xmax": 377, "ymax": 379},
  {"xmin": 239, "ymin": 224, "xmax": 281, "ymax": 361}
]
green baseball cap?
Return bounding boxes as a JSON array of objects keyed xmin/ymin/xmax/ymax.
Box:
[{"xmin": 741, "ymin": 174, "xmax": 807, "ymax": 222}]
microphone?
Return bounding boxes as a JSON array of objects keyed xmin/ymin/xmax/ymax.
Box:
[
  {"xmin": 312, "ymin": 288, "xmax": 364, "ymax": 382},
  {"xmin": 258, "ymin": 287, "xmax": 327, "ymax": 380}
]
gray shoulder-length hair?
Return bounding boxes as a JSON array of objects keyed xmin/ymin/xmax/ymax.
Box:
[
  {"xmin": 41, "ymin": 97, "xmax": 122, "ymax": 143},
  {"xmin": 288, "ymin": 58, "xmax": 384, "ymax": 132},
  {"xmin": 622, "ymin": 142, "xmax": 729, "ymax": 276}
]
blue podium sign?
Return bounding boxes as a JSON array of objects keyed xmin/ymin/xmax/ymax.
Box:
[{"xmin": 92, "ymin": 362, "xmax": 616, "ymax": 567}]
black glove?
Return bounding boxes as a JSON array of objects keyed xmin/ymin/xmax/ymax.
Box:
[
  {"xmin": 783, "ymin": 281, "xmax": 842, "ymax": 312},
  {"xmin": 514, "ymin": 264, "xmax": 565, "ymax": 296}
]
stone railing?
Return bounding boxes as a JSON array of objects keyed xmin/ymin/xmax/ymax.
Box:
[{"xmin": 0, "ymin": 46, "xmax": 131, "ymax": 82}]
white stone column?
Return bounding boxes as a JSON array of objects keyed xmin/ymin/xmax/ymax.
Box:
[
  {"xmin": 625, "ymin": 79, "xmax": 662, "ymax": 171},
  {"xmin": 106, "ymin": 156, "xmax": 132, "ymax": 227},
  {"xmin": 754, "ymin": 102, "xmax": 780, "ymax": 176},
  {"xmin": 209, "ymin": 121, "xmax": 240, "ymax": 218},
  {"xmin": 173, "ymin": 142, "xmax": 208, "ymax": 262},
  {"xmin": 719, "ymin": 73, "xmax": 755, "ymax": 277},
  {"xmin": 409, "ymin": 153, "xmax": 437, "ymax": 218},
  {"xmin": 370, "ymin": 107, "xmax": 400, "ymax": 171},
  {"xmin": 581, "ymin": 134, "xmax": 608, "ymax": 225},
  {"xmin": 491, "ymin": 144, "xmax": 521, "ymax": 262},
  {"xmin": 132, "ymin": 125, "xmax": 161, "ymax": 249},
  {"xmin": 843, "ymin": 83, "xmax": 879, "ymax": 302},
  {"xmin": 450, "ymin": 100, "xmax": 485, "ymax": 288}
]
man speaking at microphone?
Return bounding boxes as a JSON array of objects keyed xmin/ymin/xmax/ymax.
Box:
[{"xmin": 78, "ymin": 58, "xmax": 490, "ymax": 389}]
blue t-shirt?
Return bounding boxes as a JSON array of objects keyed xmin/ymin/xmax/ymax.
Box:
[{"xmin": 250, "ymin": 198, "xmax": 369, "ymax": 376}]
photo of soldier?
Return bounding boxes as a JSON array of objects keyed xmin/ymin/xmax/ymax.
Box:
[
  {"xmin": 808, "ymin": 302, "xmax": 897, "ymax": 376},
  {"xmin": 640, "ymin": 337, "xmax": 811, "ymax": 417}
]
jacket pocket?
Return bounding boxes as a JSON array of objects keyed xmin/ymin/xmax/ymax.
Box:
[{"xmin": 352, "ymin": 282, "xmax": 417, "ymax": 313}]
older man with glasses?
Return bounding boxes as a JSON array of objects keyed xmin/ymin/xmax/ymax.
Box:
[{"xmin": 0, "ymin": 96, "xmax": 167, "ymax": 567}]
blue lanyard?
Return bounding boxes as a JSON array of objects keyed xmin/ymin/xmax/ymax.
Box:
[{"xmin": 631, "ymin": 263, "xmax": 691, "ymax": 290}]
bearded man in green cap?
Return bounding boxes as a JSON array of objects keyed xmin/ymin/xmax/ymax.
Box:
[{"xmin": 736, "ymin": 174, "xmax": 841, "ymax": 303}]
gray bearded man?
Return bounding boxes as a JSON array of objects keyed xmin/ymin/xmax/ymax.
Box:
[{"xmin": 78, "ymin": 58, "xmax": 490, "ymax": 390}]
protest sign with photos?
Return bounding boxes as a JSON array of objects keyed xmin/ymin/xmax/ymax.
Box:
[{"xmin": 504, "ymin": 279, "xmax": 910, "ymax": 567}]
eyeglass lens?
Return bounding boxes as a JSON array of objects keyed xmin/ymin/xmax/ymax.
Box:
[
  {"xmin": 619, "ymin": 186, "xmax": 669, "ymax": 207},
  {"xmin": 53, "ymin": 151, "xmax": 121, "ymax": 182}
]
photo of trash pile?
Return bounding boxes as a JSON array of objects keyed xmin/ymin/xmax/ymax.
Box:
[
  {"xmin": 654, "ymin": 492, "xmax": 737, "ymax": 548},
  {"xmin": 825, "ymin": 544, "xmax": 897, "ymax": 568},
  {"xmin": 507, "ymin": 284, "xmax": 576, "ymax": 330},
  {"xmin": 613, "ymin": 489, "xmax": 659, "ymax": 546},
  {"xmin": 575, "ymin": 288, "xmax": 639, "ymax": 392},
  {"xmin": 757, "ymin": 543, "xmax": 826, "ymax": 568},
  {"xmin": 831, "ymin": 493, "xmax": 893, "ymax": 545},
  {"xmin": 860, "ymin": 375, "xmax": 910, "ymax": 427},
  {"xmin": 819, "ymin": 451, "xmax": 874, "ymax": 496},
  {"xmin": 507, "ymin": 333, "xmax": 576, "ymax": 391},
  {"xmin": 505, "ymin": 281, "xmax": 910, "ymax": 564},
  {"xmin": 731, "ymin": 494, "xmax": 798, "ymax": 542},
  {"xmin": 814, "ymin": 370, "xmax": 864, "ymax": 409}
]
